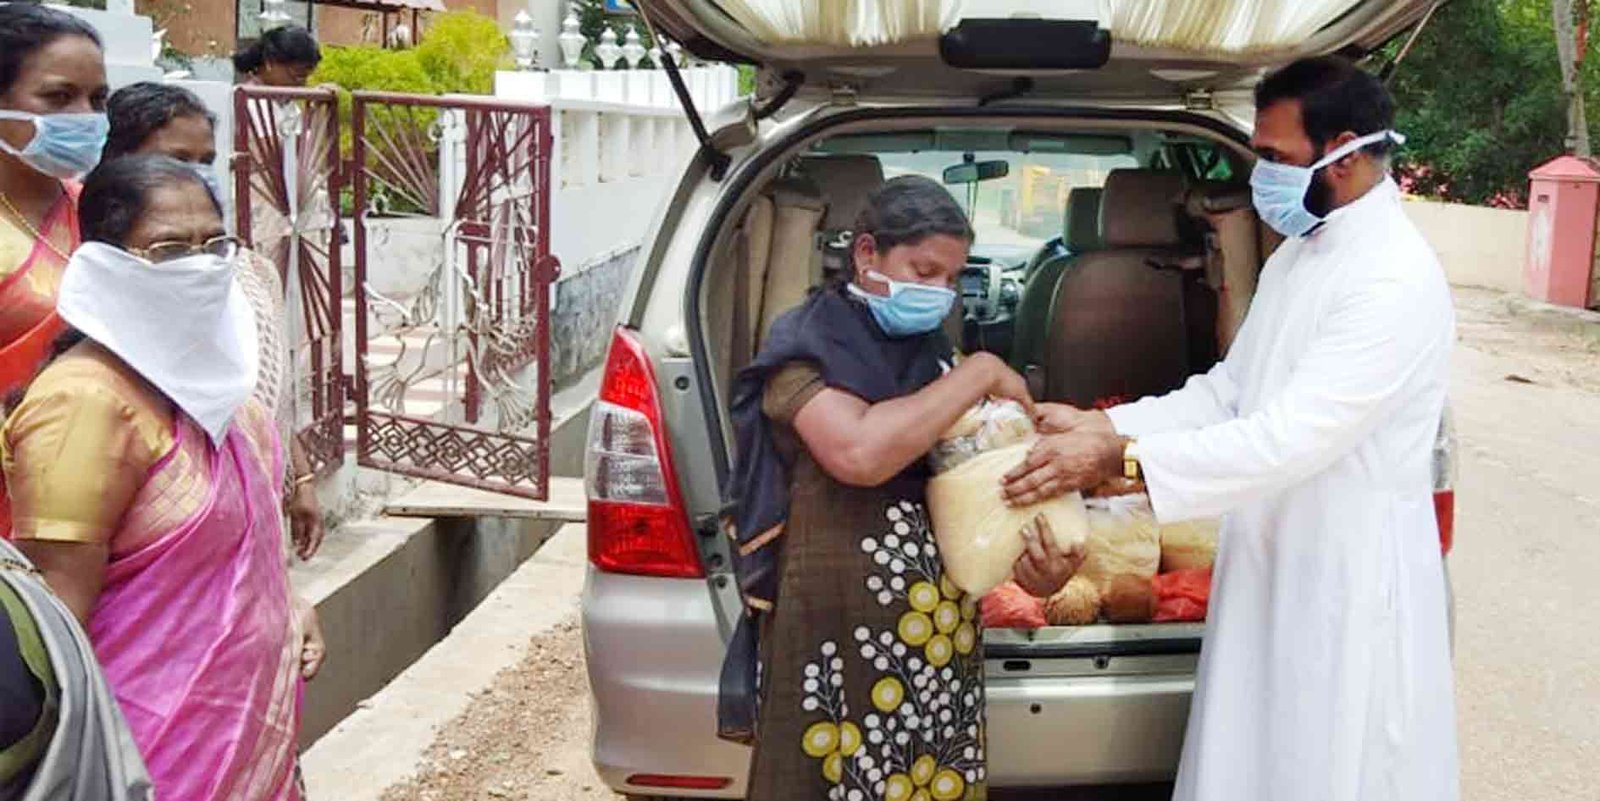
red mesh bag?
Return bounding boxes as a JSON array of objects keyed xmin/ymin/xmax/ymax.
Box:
[
  {"xmin": 980, "ymin": 581, "xmax": 1047, "ymax": 630},
  {"xmin": 1152, "ymin": 568, "xmax": 1213, "ymax": 623}
]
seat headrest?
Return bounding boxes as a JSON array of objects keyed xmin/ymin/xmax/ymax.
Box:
[
  {"xmin": 798, "ymin": 155, "xmax": 886, "ymax": 230},
  {"xmin": 1062, "ymin": 187, "xmax": 1104, "ymax": 254},
  {"xmin": 1184, "ymin": 181, "xmax": 1252, "ymax": 216},
  {"xmin": 1099, "ymin": 170, "xmax": 1188, "ymax": 248}
]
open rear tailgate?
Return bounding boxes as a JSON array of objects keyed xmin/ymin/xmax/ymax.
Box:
[{"xmin": 637, "ymin": 0, "xmax": 1439, "ymax": 100}]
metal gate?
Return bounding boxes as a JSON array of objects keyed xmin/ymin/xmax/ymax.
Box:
[
  {"xmin": 350, "ymin": 92, "xmax": 557, "ymax": 500},
  {"xmin": 233, "ymin": 85, "xmax": 346, "ymax": 475}
]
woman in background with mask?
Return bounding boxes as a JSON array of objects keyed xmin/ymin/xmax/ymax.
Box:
[
  {"xmin": 0, "ymin": 4, "xmax": 108, "ymax": 534},
  {"xmin": 2, "ymin": 155, "xmax": 303, "ymax": 801},
  {"xmin": 725, "ymin": 177, "xmax": 1074, "ymax": 801}
]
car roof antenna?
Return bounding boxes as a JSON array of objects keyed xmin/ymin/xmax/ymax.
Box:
[
  {"xmin": 637, "ymin": 4, "xmax": 733, "ymax": 181},
  {"xmin": 979, "ymin": 77, "xmax": 1034, "ymax": 108}
]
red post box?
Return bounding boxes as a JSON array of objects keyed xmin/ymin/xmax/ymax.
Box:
[{"xmin": 1524, "ymin": 155, "xmax": 1600, "ymax": 309}]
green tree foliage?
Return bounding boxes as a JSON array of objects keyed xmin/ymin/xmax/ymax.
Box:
[
  {"xmin": 308, "ymin": 10, "xmax": 509, "ymax": 155},
  {"xmin": 310, "ymin": 10, "xmax": 510, "ymax": 97},
  {"xmin": 1385, "ymin": 0, "xmax": 1597, "ymax": 206},
  {"xmin": 414, "ymin": 10, "xmax": 511, "ymax": 94},
  {"xmin": 310, "ymin": 14, "xmax": 507, "ymax": 217},
  {"xmin": 312, "ymin": 44, "xmax": 437, "ymax": 99},
  {"xmin": 308, "ymin": 44, "xmax": 438, "ymax": 215},
  {"xmin": 308, "ymin": 43, "xmax": 436, "ymax": 150}
]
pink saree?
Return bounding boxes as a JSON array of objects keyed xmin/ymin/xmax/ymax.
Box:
[{"xmin": 87, "ymin": 408, "xmax": 300, "ymax": 801}]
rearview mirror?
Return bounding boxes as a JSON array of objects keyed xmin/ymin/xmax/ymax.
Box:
[{"xmin": 944, "ymin": 160, "xmax": 1009, "ymax": 185}]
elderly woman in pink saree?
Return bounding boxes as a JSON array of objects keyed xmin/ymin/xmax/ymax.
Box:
[{"xmin": 1, "ymin": 155, "xmax": 300, "ymax": 801}]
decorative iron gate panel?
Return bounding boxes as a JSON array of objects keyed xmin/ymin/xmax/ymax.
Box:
[
  {"xmin": 233, "ymin": 85, "xmax": 345, "ymax": 475},
  {"xmin": 350, "ymin": 92, "xmax": 557, "ymax": 500}
]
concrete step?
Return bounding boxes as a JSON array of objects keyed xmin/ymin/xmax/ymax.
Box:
[{"xmin": 385, "ymin": 476, "xmax": 587, "ymax": 522}]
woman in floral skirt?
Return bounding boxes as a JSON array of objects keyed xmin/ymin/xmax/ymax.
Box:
[{"xmin": 725, "ymin": 176, "xmax": 1080, "ymax": 801}]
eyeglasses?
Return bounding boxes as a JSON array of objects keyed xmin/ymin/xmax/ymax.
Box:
[{"xmin": 133, "ymin": 235, "xmax": 240, "ymax": 264}]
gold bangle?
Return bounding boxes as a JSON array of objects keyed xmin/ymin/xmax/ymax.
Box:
[{"xmin": 293, "ymin": 472, "xmax": 317, "ymax": 488}]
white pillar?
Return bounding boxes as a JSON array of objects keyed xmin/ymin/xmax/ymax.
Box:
[
  {"xmin": 595, "ymin": 71, "xmax": 626, "ymax": 104},
  {"xmin": 599, "ymin": 113, "xmax": 629, "ymax": 183},
  {"xmin": 57, "ymin": 4, "xmax": 161, "ymax": 87},
  {"xmin": 494, "ymin": 70, "xmax": 550, "ymax": 102},
  {"xmin": 626, "ymin": 71, "xmax": 652, "ymax": 107},
  {"xmin": 652, "ymin": 72, "xmax": 673, "ymax": 109},
  {"xmin": 553, "ymin": 69, "xmax": 595, "ymax": 102},
  {"xmin": 569, "ymin": 110, "xmax": 599, "ymax": 187}
]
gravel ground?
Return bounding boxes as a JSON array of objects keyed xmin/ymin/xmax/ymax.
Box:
[
  {"xmin": 373, "ymin": 286, "xmax": 1600, "ymax": 801},
  {"xmin": 379, "ymin": 621, "xmax": 614, "ymax": 801}
]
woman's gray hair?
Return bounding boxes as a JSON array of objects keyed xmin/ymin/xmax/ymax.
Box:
[{"xmin": 79, "ymin": 155, "xmax": 220, "ymax": 247}]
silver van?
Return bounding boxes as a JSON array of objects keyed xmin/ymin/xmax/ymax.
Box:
[{"xmin": 581, "ymin": 2, "xmax": 1453, "ymax": 797}]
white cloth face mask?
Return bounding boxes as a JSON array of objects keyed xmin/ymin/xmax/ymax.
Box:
[{"xmin": 56, "ymin": 241, "xmax": 259, "ymax": 443}]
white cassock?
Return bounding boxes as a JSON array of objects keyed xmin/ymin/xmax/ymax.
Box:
[{"xmin": 1106, "ymin": 178, "xmax": 1459, "ymax": 801}]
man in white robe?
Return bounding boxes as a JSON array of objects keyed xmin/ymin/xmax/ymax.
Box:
[{"xmin": 1001, "ymin": 57, "xmax": 1459, "ymax": 801}]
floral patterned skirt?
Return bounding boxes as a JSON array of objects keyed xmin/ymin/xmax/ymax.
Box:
[{"xmin": 748, "ymin": 466, "xmax": 985, "ymax": 801}]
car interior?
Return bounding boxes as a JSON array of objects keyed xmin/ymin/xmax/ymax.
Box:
[{"xmin": 703, "ymin": 123, "xmax": 1277, "ymax": 420}]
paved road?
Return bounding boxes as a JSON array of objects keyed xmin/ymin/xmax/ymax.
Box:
[
  {"xmin": 373, "ymin": 287, "xmax": 1599, "ymax": 801},
  {"xmin": 1444, "ymin": 289, "xmax": 1599, "ymax": 801}
]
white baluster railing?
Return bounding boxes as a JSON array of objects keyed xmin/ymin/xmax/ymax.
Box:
[{"xmin": 493, "ymin": 20, "xmax": 743, "ymax": 282}]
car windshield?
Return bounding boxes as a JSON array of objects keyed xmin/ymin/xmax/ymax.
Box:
[{"xmin": 878, "ymin": 150, "xmax": 1141, "ymax": 253}]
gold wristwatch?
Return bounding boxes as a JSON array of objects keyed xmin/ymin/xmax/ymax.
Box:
[{"xmin": 1122, "ymin": 438, "xmax": 1143, "ymax": 481}]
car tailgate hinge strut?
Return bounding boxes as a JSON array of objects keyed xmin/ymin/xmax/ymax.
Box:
[
  {"xmin": 753, "ymin": 70, "xmax": 805, "ymax": 120},
  {"xmin": 637, "ymin": 3, "xmax": 732, "ymax": 181}
]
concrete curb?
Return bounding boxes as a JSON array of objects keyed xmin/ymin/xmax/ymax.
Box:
[
  {"xmin": 1504, "ymin": 293, "xmax": 1600, "ymax": 326},
  {"xmin": 290, "ymin": 367, "xmax": 599, "ymax": 745},
  {"xmin": 301, "ymin": 523, "xmax": 588, "ymax": 801}
]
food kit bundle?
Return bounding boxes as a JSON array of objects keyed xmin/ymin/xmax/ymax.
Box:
[
  {"xmin": 981, "ymin": 486, "xmax": 1220, "ymax": 628},
  {"xmin": 925, "ymin": 400, "xmax": 1089, "ymax": 596}
]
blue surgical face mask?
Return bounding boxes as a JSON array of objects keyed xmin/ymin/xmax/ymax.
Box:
[
  {"xmin": 847, "ymin": 269, "xmax": 958, "ymax": 338},
  {"xmin": 1250, "ymin": 129, "xmax": 1405, "ymax": 237},
  {"xmin": 0, "ymin": 110, "xmax": 109, "ymax": 179},
  {"xmin": 192, "ymin": 162, "xmax": 224, "ymax": 208}
]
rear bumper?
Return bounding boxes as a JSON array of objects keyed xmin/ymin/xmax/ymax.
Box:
[
  {"xmin": 583, "ymin": 568, "xmax": 751, "ymax": 798},
  {"xmin": 985, "ymin": 655, "xmax": 1196, "ymax": 787},
  {"xmin": 584, "ymin": 569, "xmax": 1199, "ymax": 796}
]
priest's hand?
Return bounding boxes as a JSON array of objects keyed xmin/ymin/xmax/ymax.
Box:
[
  {"xmin": 1001, "ymin": 431, "xmax": 1125, "ymax": 507},
  {"xmin": 1012, "ymin": 515, "xmax": 1087, "ymax": 598},
  {"xmin": 1034, "ymin": 403, "xmax": 1115, "ymax": 436}
]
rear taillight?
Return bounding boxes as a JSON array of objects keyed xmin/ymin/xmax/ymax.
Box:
[
  {"xmin": 1433, "ymin": 491, "xmax": 1455, "ymax": 555},
  {"xmin": 1432, "ymin": 408, "xmax": 1458, "ymax": 555},
  {"xmin": 585, "ymin": 328, "xmax": 703, "ymax": 578}
]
